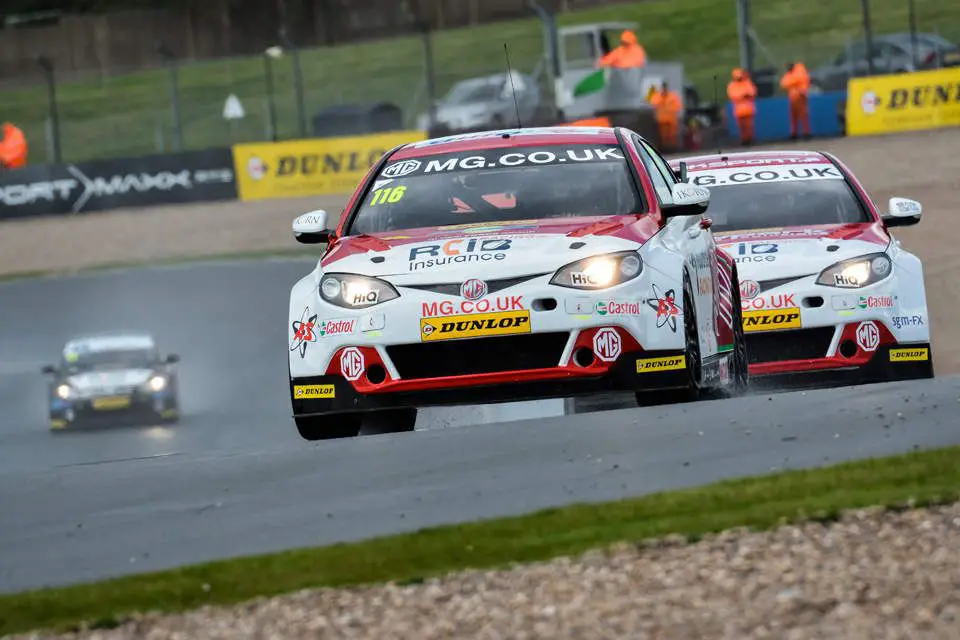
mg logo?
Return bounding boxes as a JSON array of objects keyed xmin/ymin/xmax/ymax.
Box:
[
  {"xmin": 855, "ymin": 321, "xmax": 880, "ymax": 352},
  {"xmin": 381, "ymin": 159, "xmax": 421, "ymax": 178},
  {"xmin": 593, "ymin": 328, "xmax": 622, "ymax": 362},
  {"xmin": 460, "ymin": 278, "xmax": 488, "ymax": 301},
  {"xmin": 340, "ymin": 347, "xmax": 365, "ymax": 381},
  {"xmin": 740, "ymin": 279, "xmax": 760, "ymax": 300}
]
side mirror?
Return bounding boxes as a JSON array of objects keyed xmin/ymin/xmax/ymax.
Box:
[
  {"xmin": 662, "ymin": 183, "xmax": 710, "ymax": 218},
  {"xmin": 883, "ymin": 197, "xmax": 922, "ymax": 227},
  {"xmin": 676, "ymin": 161, "xmax": 688, "ymax": 183},
  {"xmin": 292, "ymin": 210, "xmax": 331, "ymax": 244},
  {"xmin": 164, "ymin": 353, "xmax": 180, "ymax": 364},
  {"xmin": 41, "ymin": 365, "xmax": 56, "ymax": 375}
]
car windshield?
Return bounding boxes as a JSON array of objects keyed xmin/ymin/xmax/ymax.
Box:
[
  {"xmin": 347, "ymin": 143, "xmax": 644, "ymax": 235},
  {"xmin": 686, "ymin": 165, "xmax": 871, "ymax": 232},
  {"xmin": 62, "ymin": 348, "xmax": 156, "ymax": 371}
]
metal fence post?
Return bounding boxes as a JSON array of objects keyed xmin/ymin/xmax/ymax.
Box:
[
  {"xmin": 907, "ymin": 0, "xmax": 919, "ymax": 68},
  {"xmin": 860, "ymin": 0, "xmax": 876, "ymax": 75},
  {"xmin": 280, "ymin": 28, "xmax": 308, "ymax": 138},
  {"xmin": 263, "ymin": 52, "xmax": 278, "ymax": 141},
  {"xmin": 736, "ymin": 0, "xmax": 754, "ymax": 75},
  {"xmin": 420, "ymin": 23, "xmax": 438, "ymax": 131},
  {"xmin": 157, "ymin": 42, "xmax": 184, "ymax": 151},
  {"xmin": 37, "ymin": 55, "xmax": 62, "ymax": 164},
  {"xmin": 529, "ymin": 0, "xmax": 560, "ymax": 122}
]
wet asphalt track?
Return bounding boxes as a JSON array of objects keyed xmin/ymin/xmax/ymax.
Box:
[{"xmin": 1, "ymin": 259, "xmax": 959, "ymax": 594}]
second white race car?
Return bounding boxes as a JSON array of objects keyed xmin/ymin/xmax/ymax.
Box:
[{"xmin": 671, "ymin": 149, "xmax": 934, "ymax": 387}]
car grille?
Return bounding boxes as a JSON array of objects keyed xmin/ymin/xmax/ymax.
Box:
[
  {"xmin": 746, "ymin": 327, "xmax": 835, "ymax": 364},
  {"xmin": 387, "ymin": 332, "xmax": 570, "ymax": 379},
  {"xmin": 402, "ymin": 273, "xmax": 548, "ymax": 296}
]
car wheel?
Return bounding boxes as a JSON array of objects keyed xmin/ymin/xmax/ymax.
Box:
[
  {"xmin": 295, "ymin": 414, "xmax": 362, "ymax": 441},
  {"xmin": 729, "ymin": 268, "xmax": 750, "ymax": 395},
  {"xmin": 635, "ymin": 276, "xmax": 701, "ymax": 407}
]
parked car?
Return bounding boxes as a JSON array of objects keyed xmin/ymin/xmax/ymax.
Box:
[
  {"xmin": 416, "ymin": 72, "xmax": 541, "ymax": 133},
  {"xmin": 809, "ymin": 32, "xmax": 959, "ymax": 92}
]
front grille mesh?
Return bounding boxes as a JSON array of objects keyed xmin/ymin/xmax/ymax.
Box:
[
  {"xmin": 387, "ymin": 332, "xmax": 569, "ymax": 379},
  {"xmin": 746, "ymin": 327, "xmax": 835, "ymax": 364},
  {"xmin": 401, "ymin": 274, "xmax": 548, "ymax": 297}
]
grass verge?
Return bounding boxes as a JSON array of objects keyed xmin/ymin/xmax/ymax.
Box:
[{"xmin": 2, "ymin": 444, "xmax": 958, "ymax": 636}]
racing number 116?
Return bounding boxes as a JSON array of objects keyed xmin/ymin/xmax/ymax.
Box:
[{"xmin": 369, "ymin": 185, "xmax": 406, "ymax": 206}]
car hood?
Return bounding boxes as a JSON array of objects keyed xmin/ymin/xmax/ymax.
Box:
[
  {"xmin": 65, "ymin": 368, "xmax": 155, "ymax": 393},
  {"xmin": 715, "ymin": 223, "xmax": 891, "ymax": 282},
  {"xmin": 321, "ymin": 216, "xmax": 654, "ymax": 284}
]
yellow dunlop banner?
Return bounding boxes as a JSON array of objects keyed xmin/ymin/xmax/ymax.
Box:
[
  {"xmin": 232, "ymin": 131, "xmax": 427, "ymax": 201},
  {"xmin": 846, "ymin": 67, "xmax": 960, "ymax": 136}
]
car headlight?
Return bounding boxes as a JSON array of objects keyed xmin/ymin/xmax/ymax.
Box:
[
  {"xmin": 55, "ymin": 384, "xmax": 73, "ymax": 400},
  {"xmin": 147, "ymin": 375, "xmax": 167, "ymax": 392},
  {"xmin": 816, "ymin": 253, "xmax": 892, "ymax": 288},
  {"xmin": 319, "ymin": 273, "xmax": 400, "ymax": 309},
  {"xmin": 549, "ymin": 251, "xmax": 643, "ymax": 290}
]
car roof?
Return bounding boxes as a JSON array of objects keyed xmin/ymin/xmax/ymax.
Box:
[
  {"xmin": 63, "ymin": 332, "xmax": 156, "ymax": 354},
  {"xmin": 391, "ymin": 126, "xmax": 621, "ymax": 159},
  {"xmin": 671, "ymin": 150, "xmax": 832, "ymax": 171}
]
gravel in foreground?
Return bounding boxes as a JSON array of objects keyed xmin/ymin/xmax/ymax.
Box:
[{"xmin": 14, "ymin": 502, "xmax": 960, "ymax": 640}]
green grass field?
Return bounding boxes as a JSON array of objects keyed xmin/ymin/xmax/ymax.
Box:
[
  {"xmin": 5, "ymin": 0, "xmax": 959, "ymax": 164},
  {"xmin": 0, "ymin": 444, "xmax": 958, "ymax": 636}
]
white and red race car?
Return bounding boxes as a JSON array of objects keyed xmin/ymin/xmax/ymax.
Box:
[
  {"xmin": 670, "ymin": 149, "xmax": 934, "ymax": 387},
  {"xmin": 286, "ymin": 126, "xmax": 750, "ymax": 440}
]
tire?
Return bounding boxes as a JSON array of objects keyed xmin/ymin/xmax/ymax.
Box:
[
  {"xmin": 636, "ymin": 276, "xmax": 701, "ymax": 407},
  {"xmin": 728, "ymin": 267, "xmax": 750, "ymax": 396},
  {"xmin": 295, "ymin": 413, "xmax": 362, "ymax": 441},
  {"xmin": 160, "ymin": 395, "xmax": 181, "ymax": 424}
]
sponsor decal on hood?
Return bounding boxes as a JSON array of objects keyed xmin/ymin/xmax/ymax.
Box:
[{"xmin": 321, "ymin": 216, "xmax": 658, "ymax": 278}]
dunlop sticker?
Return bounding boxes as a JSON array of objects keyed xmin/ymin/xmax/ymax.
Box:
[
  {"xmin": 293, "ymin": 384, "xmax": 336, "ymax": 398},
  {"xmin": 636, "ymin": 355, "xmax": 686, "ymax": 373},
  {"xmin": 742, "ymin": 307, "xmax": 801, "ymax": 333},
  {"xmin": 420, "ymin": 310, "xmax": 531, "ymax": 342},
  {"xmin": 889, "ymin": 347, "xmax": 929, "ymax": 362}
]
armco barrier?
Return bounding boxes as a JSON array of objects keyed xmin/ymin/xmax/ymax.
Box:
[
  {"xmin": 231, "ymin": 130, "xmax": 426, "ymax": 202},
  {"xmin": 0, "ymin": 148, "xmax": 237, "ymax": 220},
  {"xmin": 724, "ymin": 91, "xmax": 847, "ymax": 142},
  {"xmin": 845, "ymin": 67, "xmax": 960, "ymax": 137}
]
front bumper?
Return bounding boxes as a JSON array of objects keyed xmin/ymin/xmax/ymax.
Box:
[
  {"xmin": 291, "ymin": 345, "xmax": 689, "ymax": 416},
  {"xmin": 50, "ymin": 391, "xmax": 178, "ymax": 428},
  {"xmin": 738, "ymin": 274, "xmax": 931, "ymax": 385},
  {"xmin": 744, "ymin": 318, "xmax": 933, "ymax": 387}
]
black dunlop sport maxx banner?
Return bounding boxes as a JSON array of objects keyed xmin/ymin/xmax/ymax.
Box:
[{"xmin": 0, "ymin": 148, "xmax": 237, "ymax": 220}]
